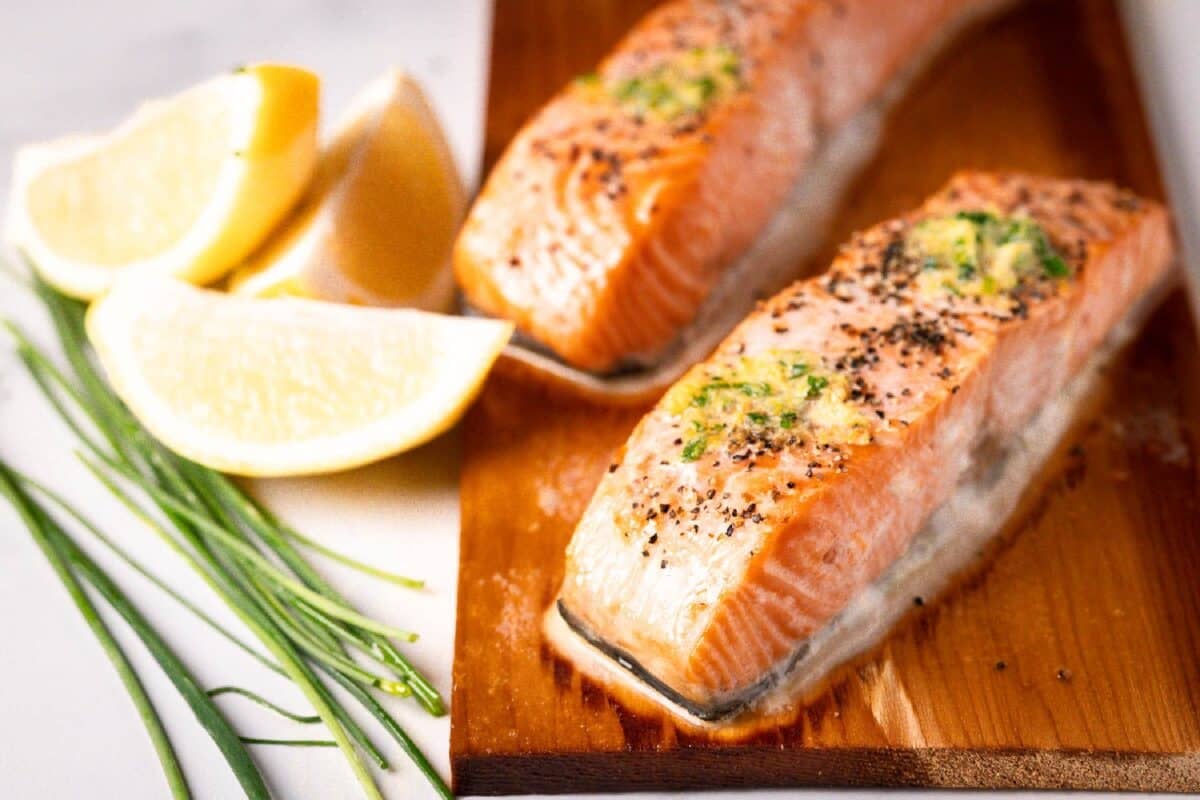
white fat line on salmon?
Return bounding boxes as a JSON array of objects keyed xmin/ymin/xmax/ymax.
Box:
[
  {"xmin": 480, "ymin": 0, "xmax": 1017, "ymax": 405},
  {"xmin": 546, "ymin": 266, "xmax": 1179, "ymax": 728}
]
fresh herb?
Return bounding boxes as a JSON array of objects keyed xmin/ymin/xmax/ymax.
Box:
[
  {"xmin": 663, "ymin": 348, "xmax": 869, "ymax": 460},
  {"xmin": 911, "ymin": 211, "xmax": 1070, "ymax": 300},
  {"xmin": 1042, "ymin": 252, "xmax": 1070, "ymax": 278},
  {"xmin": 681, "ymin": 436, "xmax": 708, "ymax": 462},
  {"xmin": 614, "ymin": 76, "xmax": 642, "ymax": 100},
  {"xmin": 693, "ymin": 75, "xmax": 717, "ymax": 101},
  {"xmin": 736, "ymin": 381, "xmax": 772, "ymax": 397},
  {"xmin": 240, "ymin": 737, "xmax": 338, "ymax": 748},
  {"xmin": 208, "ymin": 686, "xmax": 322, "ymax": 724},
  {"xmin": 579, "ymin": 45, "xmax": 742, "ymax": 120},
  {"xmin": 955, "ymin": 210, "xmax": 995, "ymax": 225},
  {"xmin": 0, "ymin": 467, "xmax": 193, "ymax": 800},
  {"xmin": 1, "ymin": 271, "xmax": 453, "ymax": 799}
]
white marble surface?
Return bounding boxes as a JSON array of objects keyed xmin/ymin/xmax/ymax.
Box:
[{"xmin": 0, "ymin": 1, "xmax": 1181, "ymax": 799}]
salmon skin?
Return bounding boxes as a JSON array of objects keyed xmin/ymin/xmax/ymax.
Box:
[
  {"xmin": 456, "ymin": 0, "xmax": 1010, "ymax": 391},
  {"xmin": 554, "ymin": 173, "xmax": 1175, "ymax": 721}
]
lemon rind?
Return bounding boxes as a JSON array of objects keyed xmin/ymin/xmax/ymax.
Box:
[
  {"xmin": 86, "ymin": 277, "xmax": 512, "ymax": 477},
  {"xmin": 8, "ymin": 66, "xmax": 317, "ymax": 300}
]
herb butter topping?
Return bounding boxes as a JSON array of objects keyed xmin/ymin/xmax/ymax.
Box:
[
  {"xmin": 657, "ymin": 212, "xmax": 1075, "ymax": 465},
  {"xmin": 664, "ymin": 350, "xmax": 872, "ymax": 462},
  {"xmin": 576, "ymin": 46, "xmax": 743, "ymax": 121},
  {"xmin": 907, "ymin": 211, "xmax": 1070, "ymax": 303}
]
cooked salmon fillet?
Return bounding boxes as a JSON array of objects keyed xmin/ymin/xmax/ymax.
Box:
[
  {"xmin": 455, "ymin": 0, "xmax": 1008, "ymax": 374},
  {"xmin": 555, "ymin": 173, "xmax": 1174, "ymax": 718}
]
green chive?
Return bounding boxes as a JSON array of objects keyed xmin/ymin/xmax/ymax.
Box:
[
  {"xmin": 0, "ymin": 468, "xmax": 192, "ymax": 800},
  {"xmin": 955, "ymin": 210, "xmax": 995, "ymax": 225},
  {"xmin": 207, "ymin": 686, "xmax": 321, "ymax": 724},
  {"xmin": 681, "ymin": 437, "xmax": 707, "ymax": 462},
  {"xmin": 6, "ymin": 267, "xmax": 452, "ymax": 799},
  {"xmin": 1043, "ymin": 253, "xmax": 1070, "ymax": 278}
]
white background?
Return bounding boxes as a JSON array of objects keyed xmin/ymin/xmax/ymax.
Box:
[{"xmin": 0, "ymin": 0, "xmax": 1185, "ymax": 798}]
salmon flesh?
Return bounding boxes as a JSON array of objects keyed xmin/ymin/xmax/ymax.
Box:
[
  {"xmin": 455, "ymin": 0, "xmax": 1011, "ymax": 379},
  {"xmin": 554, "ymin": 173, "xmax": 1175, "ymax": 720}
]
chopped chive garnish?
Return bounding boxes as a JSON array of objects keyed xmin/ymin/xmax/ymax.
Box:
[
  {"xmin": 1042, "ymin": 253, "xmax": 1070, "ymax": 278},
  {"xmin": 955, "ymin": 210, "xmax": 995, "ymax": 225},
  {"xmin": 736, "ymin": 381, "xmax": 772, "ymax": 397},
  {"xmin": 681, "ymin": 437, "xmax": 708, "ymax": 462},
  {"xmin": 806, "ymin": 375, "xmax": 829, "ymax": 399}
]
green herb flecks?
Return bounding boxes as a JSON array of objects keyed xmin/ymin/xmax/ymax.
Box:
[
  {"xmin": 681, "ymin": 436, "xmax": 708, "ymax": 462},
  {"xmin": 1041, "ymin": 252, "xmax": 1070, "ymax": 278},
  {"xmin": 909, "ymin": 211, "xmax": 1072, "ymax": 302},
  {"xmin": 576, "ymin": 44, "xmax": 742, "ymax": 121},
  {"xmin": 663, "ymin": 349, "xmax": 873, "ymax": 460}
]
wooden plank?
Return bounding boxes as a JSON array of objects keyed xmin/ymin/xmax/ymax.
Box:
[
  {"xmin": 452, "ymin": 0, "xmax": 1200, "ymax": 793},
  {"xmin": 480, "ymin": 0, "xmax": 660, "ymax": 171}
]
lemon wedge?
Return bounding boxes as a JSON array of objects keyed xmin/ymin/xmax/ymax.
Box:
[
  {"xmin": 86, "ymin": 275, "xmax": 512, "ymax": 476},
  {"xmin": 231, "ymin": 69, "xmax": 464, "ymax": 311},
  {"xmin": 6, "ymin": 64, "xmax": 319, "ymax": 299}
]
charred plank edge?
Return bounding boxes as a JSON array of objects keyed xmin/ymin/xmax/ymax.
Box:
[
  {"xmin": 454, "ymin": 747, "xmax": 1200, "ymax": 795},
  {"xmin": 556, "ymin": 598, "xmax": 809, "ymax": 720}
]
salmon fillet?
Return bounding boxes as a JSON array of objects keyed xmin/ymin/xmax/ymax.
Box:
[
  {"xmin": 555, "ymin": 173, "xmax": 1174, "ymax": 718},
  {"xmin": 455, "ymin": 0, "xmax": 1008, "ymax": 374}
]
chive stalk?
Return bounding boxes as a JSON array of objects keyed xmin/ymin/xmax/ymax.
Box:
[
  {"xmin": 1, "ymin": 269, "xmax": 453, "ymax": 798},
  {"xmin": 207, "ymin": 686, "xmax": 321, "ymax": 724},
  {"xmin": 16, "ymin": 469, "xmax": 283, "ymax": 675},
  {"xmin": 0, "ymin": 469, "xmax": 192, "ymax": 800}
]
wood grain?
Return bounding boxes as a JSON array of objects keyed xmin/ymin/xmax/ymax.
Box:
[{"xmin": 452, "ymin": 0, "xmax": 1200, "ymax": 793}]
